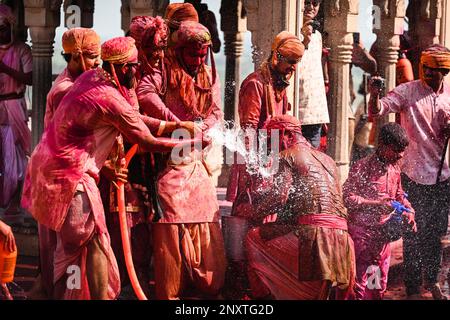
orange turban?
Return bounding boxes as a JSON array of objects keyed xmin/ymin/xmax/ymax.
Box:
[
  {"xmin": 164, "ymin": 3, "xmax": 199, "ymax": 30},
  {"xmin": 419, "ymin": 45, "xmax": 450, "ymax": 80},
  {"xmin": 0, "ymin": 4, "xmax": 15, "ymax": 26},
  {"xmin": 101, "ymin": 36, "xmax": 138, "ymax": 65},
  {"xmin": 264, "ymin": 115, "xmax": 302, "ymax": 135},
  {"xmin": 62, "ymin": 27, "xmax": 101, "ymax": 56},
  {"xmin": 271, "ymin": 31, "xmax": 304, "ymax": 61}
]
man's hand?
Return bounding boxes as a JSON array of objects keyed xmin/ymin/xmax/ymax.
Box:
[
  {"xmin": 403, "ymin": 211, "xmax": 417, "ymax": 232},
  {"xmin": 369, "ymin": 76, "xmax": 384, "ymax": 96},
  {"xmin": 0, "ymin": 220, "xmax": 16, "ymax": 253},
  {"xmin": 180, "ymin": 121, "xmax": 202, "ymax": 137},
  {"xmin": 101, "ymin": 159, "xmax": 128, "ymax": 184},
  {"xmin": 301, "ymin": 22, "xmax": 313, "ymax": 49}
]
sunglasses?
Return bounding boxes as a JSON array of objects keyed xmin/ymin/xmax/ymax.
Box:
[
  {"xmin": 124, "ymin": 62, "xmax": 141, "ymax": 68},
  {"xmin": 305, "ymin": 0, "xmax": 320, "ymax": 6},
  {"xmin": 276, "ymin": 52, "xmax": 300, "ymax": 65}
]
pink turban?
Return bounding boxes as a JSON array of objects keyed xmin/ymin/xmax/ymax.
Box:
[
  {"xmin": 129, "ymin": 16, "xmax": 154, "ymax": 48},
  {"xmin": 173, "ymin": 21, "xmax": 211, "ymax": 49},
  {"xmin": 264, "ymin": 115, "xmax": 302, "ymax": 135},
  {"xmin": 0, "ymin": 4, "xmax": 15, "ymax": 26},
  {"xmin": 101, "ymin": 36, "xmax": 138, "ymax": 65}
]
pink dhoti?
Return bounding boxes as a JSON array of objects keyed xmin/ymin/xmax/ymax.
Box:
[
  {"xmin": 245, "ymin": 227, "xmax": 329, "ymax": 300},
  {"xmin": 53, "ymin": 188, "xmax": 120, "ymax": 300}
]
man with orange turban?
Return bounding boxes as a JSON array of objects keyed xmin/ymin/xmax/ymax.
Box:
[
  {"xmin": 164, "ymin": 3, "xmax": 199, "ymax": 47},
  {"xmin": 21, "ymin": 36, "xmax": 201, "ymax": 300},
  {"xmin": 244, "ymin": 114, "xmax": 355, "ymax": 300},
  {"xmin": 44, "ymin": 28, "xmax": 101, "ymax": 129},
  {"xmin": 137, "ymin": 21, "xmax": 225, "ymax": 300},
  {"xmin": 0, "ymin": 4, "xmax": 32, "ymax": 215},
  {"xmin": 224, "ymin": 31, "xmax": 304, "ymax": 298},
  {"xmin": 29, "ymin": 27, "xmax": 101, "ymax": 300},
  {"xmin": 369, "ymin": 44, "xmax": 450, "ymax": 300}
]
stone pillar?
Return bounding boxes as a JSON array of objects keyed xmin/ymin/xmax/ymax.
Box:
[
  {"xmin": 121, "ymin": 0, "xmax": 169, "ymax": 33},
  {"xmin": 220, "ymin": 0, "xmax": 246, "ymax": 123},
  {"xmin": 324, "ymin": 0, "xmax": 359, "ymax": 182},
  {"xmin": 63, "ymin": 0, "xmax": 94, "ymax": 28},
  {"xmin": 407, "ymin": 0, "xmax": 442, "ymax": 77},
  {"xmin": 244, "ymin": 0, "xmax": 300, "ymax": 115},
  {"xmin": 24, "ymin": 0, "xmax": 61, "ymax": 148},
  {"xmin": 441, "ymin": 0, "xmax": 450, "ymax": 47},
  {"xmin": 371, "ymin": 0, "xmax": 406, "ymax": 133}
]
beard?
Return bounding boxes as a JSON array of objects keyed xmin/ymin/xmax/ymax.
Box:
[{"xmin": 123, "ymin": 68, "xmax": 136, "ymax": 89}]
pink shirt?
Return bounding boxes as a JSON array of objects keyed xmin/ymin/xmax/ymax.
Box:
[
  {"xmin": 44, "ymin": 68, "xmax": 75, "ymax": 129},
  {"xmin": 375, "ymin": 80, "xmax": 450, "ymax": 185},
  {"xmin": 343, "ymin": 154, "xmax": 413, "ymax": 228},
  {"xmin": 21, "ymin": 68, "xmax": 153, "ymax": 231}
]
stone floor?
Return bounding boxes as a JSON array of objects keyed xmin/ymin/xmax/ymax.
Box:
[{"xmin": 1, "ymin": 188, "xmax": 449, "ymax": 300}]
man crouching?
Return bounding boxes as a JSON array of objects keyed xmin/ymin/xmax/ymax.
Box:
[{"xmin": 245, "ymin": 115, "xmax": 356, "ymax": 300}]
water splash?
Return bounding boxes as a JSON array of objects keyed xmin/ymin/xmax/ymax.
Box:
[{"xmin": 205, "ymin": 121, "xmax": 279, "ymax": 178}]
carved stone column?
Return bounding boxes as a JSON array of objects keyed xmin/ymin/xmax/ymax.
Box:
[
  {"xmin": 63, "ymin": 0, "xmax": 94, "ymax": 28},
  {"xmin": 407, "ymin": 0, "xmax": 443, "ymax": 78},
  {"xmin": 372, "ymin": 0, "xmax": 406, "ymax": 131},
  {"xmin": 24, "ymin": 0, "xmax": 61, "ymax": 148},
  {"xmin": 121, "ymin": 0, "xmax": 169, "ymax": 33},
  {"xmin": 324, "ymin": 0, "xmax": 359, "ymax": 182},
  {"xmin": 220, "ymin": 0, "xmax": 246, "ymax": 123}
]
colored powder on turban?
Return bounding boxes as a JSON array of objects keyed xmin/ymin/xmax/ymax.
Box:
[
  {"xmin": 101, "ymin": 36, "xmax": 138, "ymax": 65},
  {"xmin": 264, "ymin": 114, "xmax": 303, "ymax": 135},
  {"xmin": 419, "ymin": 45, "xmax": 450, "ymax": 81},
  {"xmin": 129, "ymin": 16, "xmax": 154, "ymax": 49},
  {"xmin": 140, "ymin": 16, "xmax": 168, "ymax": 50},
  {"xmin": 271, "ymin": 31, "xmax": 304, "ymax": 61},
  {"xmin": 173, "ymin": 20, "xmax": 211, "ymax": 49},
  {"xmin": 0, "ymin": 4, "xmax": 15, "ymax": 26},
  {"xmin": 62, "ymin": 27, "xmax": 101, "ymax": 57},
  {"xmin": 164, "ymin": 3, "xmax": 199, "ymax": 30}
]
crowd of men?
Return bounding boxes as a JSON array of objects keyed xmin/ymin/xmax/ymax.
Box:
[{"xmin": 0, "ymin": 0, "xmax": 450, "ymax": 300}]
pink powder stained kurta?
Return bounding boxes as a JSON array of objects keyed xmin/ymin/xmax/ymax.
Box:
[
  {"xmin": 137, "ymin": 64, "xmax": 223, "ymax": 224},
  {"xmin": 21, "ymin": 68, "xmax": 156, "ymax": 299},
  {"xmin": 40, "ymin": 67, "xmax": 75, "ymax": 298},
  {"xmin": 375, "ymin": 80, "xmax": 450, "ymax": 185},
  {"xmin": 44, "ymin": 67, "xmax": 75, "ymax": 129},
  {"xmin": 136, "ymin": 66, "xmax": 180, "ymax": 122},
  {"xmin": 0, "ymin": 41, "xmax": 32, "ymax": 207},
  {"xmin": 343, "ymin": 154, "xmax": 413, "ymax": 299}
]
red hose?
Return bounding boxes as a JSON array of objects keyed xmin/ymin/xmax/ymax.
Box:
[{"xmin": 116, "ymin": 144, "xmax": 148, "ymax": 300}]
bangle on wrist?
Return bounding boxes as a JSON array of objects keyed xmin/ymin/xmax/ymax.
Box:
[{"xmin": 157, "ymin": 120, "xmax": 166, "ymax": 136}]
